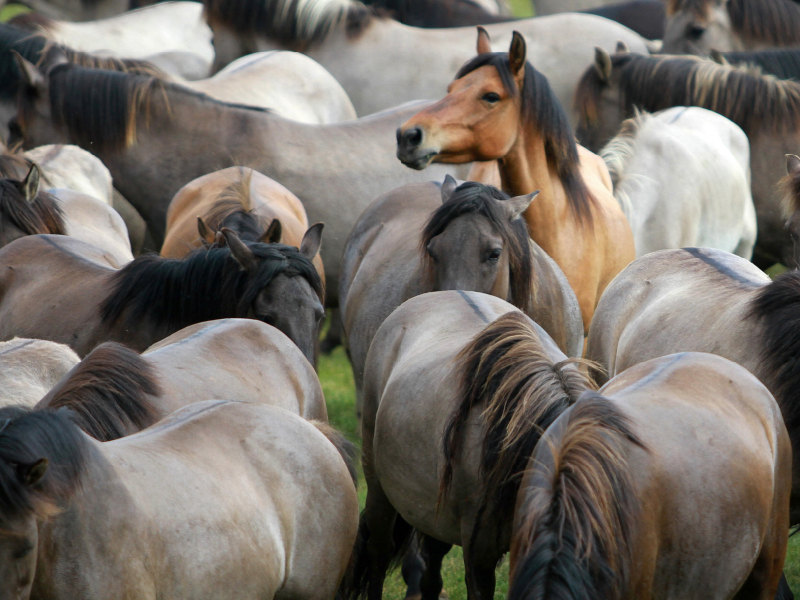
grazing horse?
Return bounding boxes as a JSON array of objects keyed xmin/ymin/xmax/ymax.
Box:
[
  {"xmin": 10, "ymin": 62, "xmax": 464, "ymax": 299},
  {"xmin": 584, "ymin": 247, "xmax": 800, "ymax": 524},
  {"xmin": 575, "ymin": 51, "xmax": 800, "ymax": 267},
  {"xmin": 36, "ymin": 318, "xmax": 327, "ymax": 442},
  {"xmin": 0, "ymin": 230, "xmax": 324, "ymax": 362},
  {"xmin": 397, "ymin": 30, "xmax": 635, "ymax": 330},
  {"xmin": 0, "ymin": 338, "xmax": 79, "ymax": 408},
  {"xmin": 509, "ymin": 352, "xmax": 791, "ymax": 600},
  {"xmin": 600, "ymin": 107, "xmax": 756, "ymax": 258},
  {"xmin": 9, "ymin": 2, "xmax": 214, "ymax": 65},
  {"xmin": 346, "ymin": 291, "xmax": 595, "ymax": 600},
  {"xmin": 0, "ymin": 401, "xmax": 358, "ymax": 600},
  {"xmin": 0, "ymin": 164, "xmax": 132, "ymax": 265},
  {"xmin": 662, "ymin": 0, "xmax": 800, "ymax": 55},
  {"xmin": 340, "ymin": 178, "xmax": 583, "ymax": 416},
  {"xmin": 202, "ymin": 0, "xmax": 649, "ymax": 120},
  {"xmin": 162, "ymin": 167, "xmax": 325, "ymax": 280}
]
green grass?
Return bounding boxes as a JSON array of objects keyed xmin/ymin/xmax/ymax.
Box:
[{"xmin": 319, "ymin": 324, "xmax": 800, "ymax": 596}]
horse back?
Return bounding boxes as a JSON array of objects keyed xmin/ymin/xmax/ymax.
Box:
[{"xmin": 603, "ymin": 353, "xmax": 790, "ymax": 597}]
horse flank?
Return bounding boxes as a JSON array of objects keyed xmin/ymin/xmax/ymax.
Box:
[
  {"xmin": 0, "ymin": 178, "xmax": 65, "ymax": 235},
  {"xmin": 202, "ymin": 0, "xmax": 377, "ymax": 47},
  {"xmin": 38, "ymin": 342, "xmax": 161, "ymax": 442},
  {"xmin": 456, "ymin": 53, "xmax": 597, "ymax": 226},
  {"xmin": 0, "ymin": 406, "xmax": 87, "ymax": 522},
  {"xmin": 575, "ymin": 53, "xmax": 800, "ymax": 137},
  {"xmin": 666, "ymin": 0, "xmax": 800, "ymax": 46},
  {"xmin": 420, "ymin": 181, "xmax": 536, "ymax": 314},
  {"xmin": 508, "ymin": 391, "xmax": 644, "ymax": 600},
  {"xmin": 440, "ymin": 311, "xmax": 595, "ymax": 545}
]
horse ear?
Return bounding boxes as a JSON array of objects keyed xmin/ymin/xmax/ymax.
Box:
[
  {"xmin": 300, "ymin": 223, "xmax": 324, "ymax": 260},
  {"xmin": 19, "ymin": 163, "xmax": 40, "ymax": 203},
  {"xmin": 221, "ymin": 228, "xmax": 257, "ymax": 271},
  {"xmin": 786, "ymin": 154, "xmax": 800, "ymax": 176},
  {"xmin": 476, "ymin": 26, "xmax": 492, "ymax": 55},
  {"xmin": 19, "ymin": 458, "xmax": 48, "ymax": 487},
  {"xmin": 615, "ymin": 40, "xmax": 629, "ymax": 54},
  {"xmin": 441, "ymin": 174, "xmax": 458, "ymax": 204},
  {"xmin": 11, "ymin": 50, "xmax": 44, "ymax": 91},
  {"xmin": 504, "ymin": 190, "xmax": 539, "ymax": 221},
  {"xmin": 261, "ymin": 218, "xmax": 282, "ymax": 244},
  {"xmin": 196, "ymin": 216, "xmax": 216, "ymax": 247},
  {"xmin": 508, "ymin": 31, "xmax": 527, "ymax": 77},
  {"xmin": 594, "ymin": 47, "xmax": 612, "ymax": 83},
  {"xmin": 709, "ymin": 49, "xmax": 728, "ymax": 65}
]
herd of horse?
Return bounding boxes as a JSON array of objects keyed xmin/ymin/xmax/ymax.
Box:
[{"xmin": 2, "ymin": 0, "xmax": 800, "ymax": 597}]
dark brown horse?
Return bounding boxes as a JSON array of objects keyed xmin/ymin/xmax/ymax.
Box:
[
  {"xmin": 575, "ymin": 51, "xmax": 800, "ymax": 267},
  {"xmin": 346, "ymin": 292, "xmax": 595, "ymax": 600},
  {"xmin": 663, "ymin": 0, "xmax": 800, "ymax": 55},
  {"xmin": 0, "ymin": 229, "xmax": 324, "ymax": 362},
  {"xmin": 509, "ymin": 353, "xmax": 791, "ymax": 600}
]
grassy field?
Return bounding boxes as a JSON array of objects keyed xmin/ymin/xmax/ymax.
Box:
[{"xmin": 319, "ymin": 333, "xmax": 800, "ymax": 597}]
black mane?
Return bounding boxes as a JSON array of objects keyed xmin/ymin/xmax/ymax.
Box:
[
  {"xmin": 0, "ymin": 406, "xmax": 86, "ymax": 522},
  {"xmin": 361, "ymin": 0, "xmax": 508, "ymax": 27},
  {"xmin": 722, "ymin": 48, "xmax": 800, "ymax": 81},
  {"xmin": 421, "ymin": 181, "xmax": 535, "ymax": 314},
  {"xmin": 100, "ymin": 242, "xmax": 323, "ymax": 332},
  {"xmin": 456, "ymin": 53, "xmax": 596, "ymax": 225},
  {"xmin": 748, "ymin": 271, "xmax": 800, "ymax": 457},
  {"xmin": 575, "ymin": 53, "xmax": 800, "ymax": 137}
]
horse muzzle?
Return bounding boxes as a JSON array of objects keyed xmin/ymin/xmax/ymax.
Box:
[{"xmin": 396, "ymin": 126, "xmax": 437, "ymax": 170}]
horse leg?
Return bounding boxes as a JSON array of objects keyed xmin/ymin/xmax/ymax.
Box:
[
  {"xmin": 401, "ymin": 534, "xmax": 425, "ymax": 600},
  {"xmin": 363, "ymin": 479, "xmax": 402, "ymax": 600},
  {"xmin": 418, "ymin": 535, "xmax": 452, "ymax": 600},
  {"xmin": 462, "ymin": 537, "xmax": 499, "ymax": 600},
  {"xmin": 320, "ymin": 307, "xmax": 343, "ymax": 354}
]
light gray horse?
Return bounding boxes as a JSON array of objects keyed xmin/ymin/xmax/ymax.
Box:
[
  {"xmin": 600, "ymin": 106, "xmax": 756, "ymax": 258},
  {"xmin": 0, "ymin": 338, "xmax": 79, "ymax": 408}
]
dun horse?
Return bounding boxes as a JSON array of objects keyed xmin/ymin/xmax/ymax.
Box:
[
  {"xmin": 0, "ymin": 230, "xmax": 324, "ymax": 362},
  {"xmin": 0, "ymin": 338, "xmax": 79, "ymax": 408},
  {"xmin": 662, "ymin": 0, "xmax": 800, "ymax": 55},
  {"xmin": 509, "ymin": 353, "xmax": 790, "ymax": 600},
  {"xmin": 346, "ymin": 292, "xmax": 595, "ymax": 600},
  {"xmin": 339, "ymin": 178, "xmax": 583, "ymax": 416},
  {"xmin": 397, "ymin": 30, "xmax": 635, "ymax": 329},
  {"xmin": 0, "ymin": 401, "xmax": 358, "ymax": 599},
  {"xmin": 575, "ymin": 51, "xmax": 800, "ymax": 267},
  {"xmin": 35, "ymin": 318, "xmax": 327, "ymax": 442},
  {"xmin": 585, "ymin": 246, "xmax": 800, "ymax": 525},
  {"xmin": 162, "ymin": 167, "xmax": 325, "ymax": 281}
]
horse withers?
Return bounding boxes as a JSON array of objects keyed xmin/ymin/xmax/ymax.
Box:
[{"xmin": 397, "ymin": 28, "xmax": 634, "ymax": 330}]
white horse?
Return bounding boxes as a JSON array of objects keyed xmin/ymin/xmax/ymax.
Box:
[
  {"xmin": 25, "ymin": 144, "xmax": 113, "ymax": 205},
  {"xmin": 14, "ymin": 2, "xmax": 214, "ymax": 66},
  {"xmin": 205, "ymin": 0, "xmax": 649, "ymax": 122},
  {"xmin": 600, "ymin": 107, "xmax": 756, "ymax": 258},
  {"xmin": 0, "ymin": 337, "xmax": 80, "ymax": 408},
  {"xmin": 183, "ymin": 51, "xmax": 357, "ymax": 124}
]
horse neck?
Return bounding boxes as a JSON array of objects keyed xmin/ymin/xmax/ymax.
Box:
[{"xmin": 499, "ymin": 129, "xmax": 571, "ymax": 240}]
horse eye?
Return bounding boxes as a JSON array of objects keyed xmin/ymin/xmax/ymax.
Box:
[
  {"xmin": 688, "ymin": 25, "xmax": 706, "ymax": 40},
  {"xmin": 13, "ymin": 544, "xmax": 33, "ymax": 560},
  {"xmin": 487, "ymin": 248, "xmax": 502, "ymax": 261},
  {"xmin": 426, "ymin": 245, "xmax": 437, "ymax": 261},
  {"xmin": 482, "ymin": 92, "xmax": 501, "ymax": 104}
]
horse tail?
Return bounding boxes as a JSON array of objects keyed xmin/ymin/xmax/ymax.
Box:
[
  {"xmin": 38, "ymin": 342, "xmax": 161, "ymax": 441},
  {"xmin": 440, "ymin": 311, "xmax": 595, "ymax": 536},
  {"xmin": 508, "ymin": 391, "xmax": 645, "ymax": 600},
  {"xmin": 310, "ymin": 420, "xmax": 358, "ymax": 486}
]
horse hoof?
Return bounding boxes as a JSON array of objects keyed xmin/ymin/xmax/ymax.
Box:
[{"xmin": 439, "ymin": 590, "xmax": 449, "ymax": 600}]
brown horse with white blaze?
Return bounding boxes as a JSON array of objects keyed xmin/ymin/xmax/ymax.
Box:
[{"xmin": 397, "ymin": 28, "xmax": 635, "ymax": 330}]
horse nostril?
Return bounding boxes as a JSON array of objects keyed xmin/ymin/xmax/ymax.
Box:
[{"xmin": 405, "ymin": 127, "xmax": 423, "ymax": 147}]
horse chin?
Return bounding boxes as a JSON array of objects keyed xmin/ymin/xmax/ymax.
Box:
[{"xmin": 397, "ymin": 149, "xmax": 437, "ymax": 170}]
